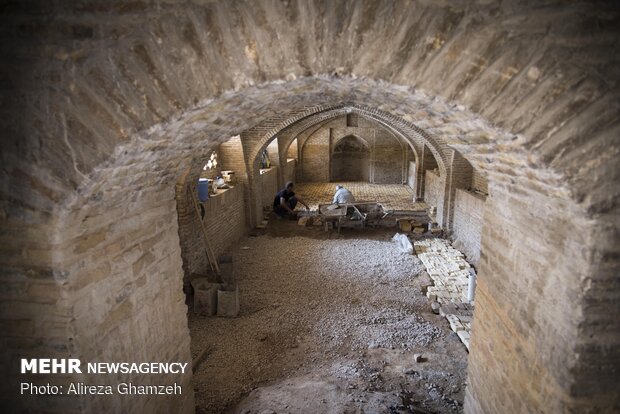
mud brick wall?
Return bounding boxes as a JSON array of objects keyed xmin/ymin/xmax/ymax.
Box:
[{"xmin": 452, "ymin": 189, "xmax": 486, "ymax": 266}]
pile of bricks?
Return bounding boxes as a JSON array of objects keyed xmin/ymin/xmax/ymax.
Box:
[
  {"xmin": 442, "ymin": 304, "xmax": 473, "ymax": 349},
  {"xmin": 414, "ymin": 238, "xmax": 474, "ymax": 350}
]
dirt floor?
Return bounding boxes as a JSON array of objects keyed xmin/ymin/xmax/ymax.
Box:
[{"xmin": 188, "ymin": 218, "xmax": 468, "ymax": 414}]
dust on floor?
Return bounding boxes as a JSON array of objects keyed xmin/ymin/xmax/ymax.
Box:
[{"xmin": 188, "ymin": 228, "xmax": 468, "ymax": 414}]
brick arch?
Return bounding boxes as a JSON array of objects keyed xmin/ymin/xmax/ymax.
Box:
[
  {"xmin": 246, "ymin": 104, "xmax": 449, "ymax": 180},
  {"xmin": 26, "ymin": 75, "xmax": 617, "ymax": 414},
  {"xmin": 331, "ymin": 133, "xmax": 371, "ymax": 150},
  {"xmin": 286, "ymin": 113, "xmax": 421, "ymax": 176},
  {"xmin": 243, "ymin": 104, "xmax": 451, "ymax": 226}
]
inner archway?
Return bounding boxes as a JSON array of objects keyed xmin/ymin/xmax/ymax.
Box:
[{"xmin": 331, "ymin": 135, "xmax": 371, "ymax": 181}]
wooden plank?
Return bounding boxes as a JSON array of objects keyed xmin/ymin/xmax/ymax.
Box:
[{"xmin": 187, "ymin": 184, "xmax": 220, "ymax": 276}]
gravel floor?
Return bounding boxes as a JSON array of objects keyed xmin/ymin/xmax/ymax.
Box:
[{"xmin": 189, "ymin": 229, "xmax": 468, "ymax": 413}]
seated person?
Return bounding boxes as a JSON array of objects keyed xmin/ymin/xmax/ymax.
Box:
[
  {"xmin": 332, "ymin": 184, "xmax": 355, "ymax": 204},
  {"xmin": 273, "ymin": 181, "xmax": 309, "ymax": 218}
]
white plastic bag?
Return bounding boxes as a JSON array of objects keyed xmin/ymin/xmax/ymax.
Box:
[{"xmin": 392, "ymin": 233, "xmax": 413, "ymax": 254}]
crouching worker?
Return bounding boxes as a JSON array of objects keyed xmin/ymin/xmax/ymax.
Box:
[
  {"xmin": 332, "ymin": 184, "xmax": 355, "ymax": 204},
  {"xmin": 273, "ymin": 181, "xmax": 309, "ymax": 218}
]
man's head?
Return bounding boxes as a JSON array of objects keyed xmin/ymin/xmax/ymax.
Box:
[
  {"xmin": 335, "ymin": 185, "xmax": 342, "ymax": 191},
  {"xmin": 285, "ymin": 181, "xmax": 294, "ymax": 193}
]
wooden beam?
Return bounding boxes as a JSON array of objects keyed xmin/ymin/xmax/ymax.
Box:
[{"xmin": 187, "ymin": 184, "xmax": 220, "ymax": 276}]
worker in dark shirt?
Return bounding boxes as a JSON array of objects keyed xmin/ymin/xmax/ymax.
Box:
[{"xmin": 273, "ymin": 181, "xmax": 309, "ymax": 218}]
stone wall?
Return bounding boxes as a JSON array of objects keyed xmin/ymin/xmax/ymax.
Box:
[
  {"xmin": 424, "ymin": 170, "xmax": 444, "ymax": 226},
  {"xmin": 452, "ymin": 189, "xmax": 486, "ymax": 266}
]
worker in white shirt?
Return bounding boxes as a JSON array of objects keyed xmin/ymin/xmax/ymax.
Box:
[{"xmin": 332, "ymin": 184, "xmax": 355, "ymax": 204}]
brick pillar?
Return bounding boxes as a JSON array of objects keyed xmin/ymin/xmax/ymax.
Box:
[
  {"xmin": 419, "ymin": 144, "xmax": 438, "ymax": 200},
  {"xmin": 219, "ymin": 135, "xmax": 251, "ymax": 227},
  {"xmin": 277, "ymin": 136, "xmax": 289, "ymax": 188},
  {"xmin": 444, "ymin": 150, "xmax": 473, "ymax": 233}
]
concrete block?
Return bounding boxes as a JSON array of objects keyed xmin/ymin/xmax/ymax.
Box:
[
  {"xmin": 192, "ymin": 278, "xmax": 220, "ymax": 316},
  {"xmin": 457, "ymin": 330, "xmax": 471, "ymax": 342},
  {"xmin": 217, "ymin": 286, "xmax": 239, "ymax": 317},
  {"xmin": 398, "ymin": 219, "xmax": 412, "ymax": 232},
  {"xmin": 218, "ymin": 261, "xmax": 235, "ymax": 287},
  {"xmin": 298, "ymin": 216, "xmax": 314, "ymax": 226}
]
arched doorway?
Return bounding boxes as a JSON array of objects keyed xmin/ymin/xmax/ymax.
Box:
[{"xmin": 331, "ymin": 135, "xmax": 370, "ymax": 181}]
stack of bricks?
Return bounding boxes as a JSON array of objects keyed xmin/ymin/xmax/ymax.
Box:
[
  {"xmin": 414, "ymin": 238, "xmax": 474, "ymax": 350},
  {"xmin": 442, "ymin": 304, "xmax": 474, "ymax": 350}
]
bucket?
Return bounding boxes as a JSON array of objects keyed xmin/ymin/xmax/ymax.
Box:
[{"xmin": 198, "ymin": 178, "xmax": 210, "ymax": 202}]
